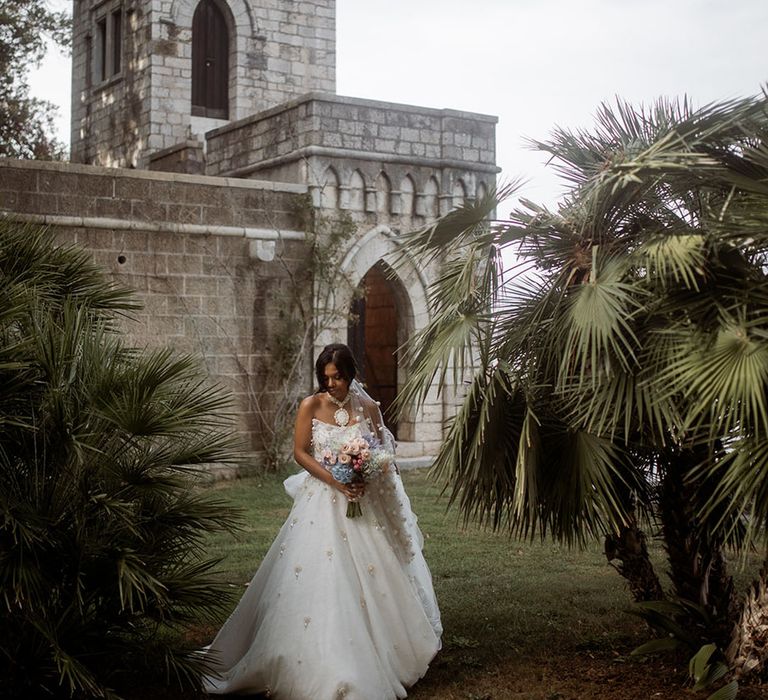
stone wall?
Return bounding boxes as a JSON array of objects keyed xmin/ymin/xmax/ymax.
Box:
[
  {"xmin": 71, "ymin": 0, "xmax": 337, "ymax": 168},
  {"xmin": 149, "ymin": 140, "xmax": 206, "ymax": 174},
  {"xmin": 205, "ymin": 93, "xmax": 498, "ymax": 181},
  {"xmin": 0, "ymin": 158, "xmax": 310, "ymax": 455},
  {"xmin": 71, "ymin": 0, "xmax": 154, "ymax": 168}
]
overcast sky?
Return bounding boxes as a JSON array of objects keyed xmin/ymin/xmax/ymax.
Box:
[{"xmin": 31, "ymin": 0, "xmax": 768, "ymax": 208}]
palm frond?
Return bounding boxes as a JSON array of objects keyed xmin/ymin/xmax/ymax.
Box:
[
  {"xmin": 397, "ymin": 240, "xmax": 499, "ymax": 412},
  {"xmin": 396, "ymin": 180, "xmax": 522, "ymax": 262},
  {"xmin": 693, "ymin": 435, "xmax": 768, "ymax": 547},
  {"xmin": 430, "ymin": 364, "xmax": 634, "ymax": 543},
  {"xmin": 0, "ymin": 219, "xmax": 139, "ymax": 315},
  {"xmin": 654, "ymin": 320, "xmax": 768, "ymax": 441},
  {"xmin": 558, "ymin": 253, "xmax": 645, "ymax": 386},
  {"xmin": 430, "ymin": 365, "xmax": 525, "ymax": 532},
  {"xmin": 634, "ymin": 234, "xmax": 707, "ymax": 290},
  {"xmin": 0, "ymin": 221, "xmax": 242, "ymax": 696},
  {"xmin": 562, "ymin": 363, "xmax": 681, "ymax": 447}
]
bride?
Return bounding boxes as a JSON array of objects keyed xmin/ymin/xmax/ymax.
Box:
[{"xmin": 202, "ymin": 343, "xmax": 442, "ymax": 699}]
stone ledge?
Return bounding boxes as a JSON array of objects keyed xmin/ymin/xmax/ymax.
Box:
[
  {"xmin": 206, "ymin": 91, "xmax": 498, "ymax": 139},
  {"xmin": 396, "ymin": 440, "xmax": 435, "ymax": 459},
  {"xmin": 220, "ymin": 145, "xmax": 502, "ymax": 178},
  {"xmin": 0, "ymin": 158, "xmax": 308, "ymax": 193},
  {"xmin": 148, "ymin": 139, "xmax": 204, "ymax": 161},
  {"xmin": 196, "ymin": 457, "xmax": 434, "ymax": 483},
  {"xmin": 397, "ymin": 456, "xmax": 435, "ymax": 471}
]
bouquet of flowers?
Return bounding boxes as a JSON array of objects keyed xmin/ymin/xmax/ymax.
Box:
[{"xmin": 321, "ymin": 434, "xmax": 392, "ymax": 518}]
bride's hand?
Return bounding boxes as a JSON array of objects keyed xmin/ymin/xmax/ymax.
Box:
[{"xmin": 335, "ymin": 480, "xmax": 365, "ymax": 501}]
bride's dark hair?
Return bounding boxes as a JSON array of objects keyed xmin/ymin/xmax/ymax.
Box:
[{"xmin": 315, "ymin": 343, "xmax": 357, "ymax": 392}]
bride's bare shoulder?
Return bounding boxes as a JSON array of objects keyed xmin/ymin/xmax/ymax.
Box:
[{"xmin": 297, "ymin": 393, "xmax": 322, "ymax": 416}]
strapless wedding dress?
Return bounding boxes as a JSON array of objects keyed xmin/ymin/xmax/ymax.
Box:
[{"xmin": 202, "ymin": 418, "xmax": 442, "ymax": 699}]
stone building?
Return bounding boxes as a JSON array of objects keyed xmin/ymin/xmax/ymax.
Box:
[{"xmin": 0, "ymin": 0, "xmax": 497, "ymax": 463}]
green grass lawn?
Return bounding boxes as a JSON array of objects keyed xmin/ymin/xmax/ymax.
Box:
[{"xmin": 200, "ymin": 469, "xmax": 765, "ymax": 700}]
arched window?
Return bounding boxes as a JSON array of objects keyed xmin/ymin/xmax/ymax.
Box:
[
  {"xmin": 347, "ymin": 170, "xmax": 365, "ymax": 211},
  {"xmin": 192, "ymin": 0, "xmax": 229, "ymax": 119},
  {"xmin": 452, "ymin": 179, "xmax": 467, "ymax": 209},
  {"xmin": 321, "ymin": 167, "xmax": 340, "ymax": 209},
  {"xmin": 399, "ymin": 175, "xmax": 415, "ymax": 217},
  {"xmin": 419, "ymin": 176, "xmax": 439, "ymax": 219},
  {"xmin": 476, "ymin": 181, "xmax": 488, "ymax": 203},
  {"xmin": 375, "ymin": 171, "xmax": 391, "ymax": 215}
]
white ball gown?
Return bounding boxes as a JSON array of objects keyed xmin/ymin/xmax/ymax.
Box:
[{"xmin": 202, "ymin": 417, "xmax": 442, "ymax": 699}]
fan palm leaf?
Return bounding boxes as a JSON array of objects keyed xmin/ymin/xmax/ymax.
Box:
[
  {"xmin": 400, "ymin": 93, "xmax": 768, "ymax": 659},
  {"xmin": 652, "ymin": 317, "xmax": 768, "ymax": 442},
  {"xmin": 634, "ymin": 234, "xmax": 707, "ymax": 291},
  {"xmin": 0, "ymin": 223, "xmax": 242, "ymax": 697},
  {"xmin": 557, "ymin": 252, "xmax": 644, "ymax": 386}
]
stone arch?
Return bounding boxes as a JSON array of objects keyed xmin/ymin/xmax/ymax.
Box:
[
  {"xmin": 315, "ymin": 226, "xmax": 437, "ymax": 448},
  {"xmin": 321, "ymin": 166, "xmax": 340, "ymax": 209},
  {"xmin": 418, "ymin": 175, "xmax": 439, "ymax": 219},
  {"xmin": 171, "ymin": 0, "xmax": 255, "ymax": 36},
  {"xmin": 399, "ymin": 174, "xmax": 415, "ymax": 218},
  {"xmin": 452, "ymin": 178, "xmax": 467, "ymax": 209},
  {"xmin": 375, "ymin": 171, "xmax": 391, "ymax": 216},
  {"xmin": 345, "ymin": 169, "xmax": 365, "ymax": 211},
  {"xmin": 476, "ymin": 180, "xmax": 488, "ymax": 203}
]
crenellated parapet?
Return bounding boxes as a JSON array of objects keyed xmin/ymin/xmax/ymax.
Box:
[{"xmin": 204, "ymin": 92, "xmax": 498, "ymax": 223}]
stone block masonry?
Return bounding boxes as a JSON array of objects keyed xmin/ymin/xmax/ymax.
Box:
[
  {"xmin": 0, "ymin": 159, "xmax": 310, "ymax": 455},
  {"xmin": 205, "ymin": 93, "xmax": 498, "ymax": 180},
  {"xmin": 204, "ymin": 93, "xmax": 498, "ymax": 235},
  {"xmin": 57, "ymin": 0, "xmax": 500, "ymax": 462},
  {"xmin": 71, "ymin": 0, "xmax": 336, "ymax": 169}
]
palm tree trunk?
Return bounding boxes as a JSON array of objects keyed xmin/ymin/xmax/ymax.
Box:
[
  {"xmin": 727, "ymin": 561, "xmax": 768, "ymax": 681},
  {"xmin": 604, "ymin": 523, "xmax": 663, "ymax": 601},
  {"xmin": 660, "ymin": 447, "xmax": 736, "ymax": 645}
]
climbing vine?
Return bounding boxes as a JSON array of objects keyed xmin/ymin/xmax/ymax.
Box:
[
  {"xmin": 171, "ymin": 186, "xmax": 366, "ymax": 471},
  {"xmin": 243, "ymin": 192, "xmax": 363, "ymax": 469}
]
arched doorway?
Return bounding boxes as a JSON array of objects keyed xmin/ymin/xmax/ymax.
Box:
[
  {"xmin": 347, "ymin": 262, "xmax": 400, "ymax": 436},
  {"xmin": 315, "ymin": 224, "xmax": 436, "ymax": 452}
]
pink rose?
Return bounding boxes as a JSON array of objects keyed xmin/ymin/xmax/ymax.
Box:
[
  {"xmin": 360, "ymin": 449, "xmax": 371, "ymax": 461},
  {"xmin": 338, "ymin": 453, "xmax": 351, "ymax": 464},
  {"xmin": 322, "ymin": 449, "xmax": 336, "ymax": 464}
]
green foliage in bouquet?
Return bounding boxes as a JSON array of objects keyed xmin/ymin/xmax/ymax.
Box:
[{"xmin": 0, "ymin": 222, "xmax": 241, "ymax": 698}]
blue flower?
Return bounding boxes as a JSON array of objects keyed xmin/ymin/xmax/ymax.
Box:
[{"xmin": 331, "ymin": 463, "xmax": 355, "ymax": 484}]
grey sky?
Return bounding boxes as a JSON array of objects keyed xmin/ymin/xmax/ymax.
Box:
[{"xmin": 31, "ymin": 0, "xmax": 768, "ymax": 208}]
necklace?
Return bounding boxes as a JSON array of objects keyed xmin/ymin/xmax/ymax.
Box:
[{"xmin": 328, "ymin": 392, "xmax": 351, "ymax": 426}]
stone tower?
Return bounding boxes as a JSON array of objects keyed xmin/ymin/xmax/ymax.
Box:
[
  {"xmin": 54, "ymin": 0, "xmax": 498, "ymax": 458},
  {"xmin": 70, "ymin": 0, "xmax": 336, "ymax": 168}
]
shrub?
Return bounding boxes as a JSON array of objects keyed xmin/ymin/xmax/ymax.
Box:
[{"xmin": 0, "ymin": 222, "xmax": 241, "ymax": 698}]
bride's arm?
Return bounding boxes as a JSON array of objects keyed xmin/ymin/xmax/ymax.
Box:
[{"xmin": 293, "ymin": 396, "xmax": 363, "ymax": 501}]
